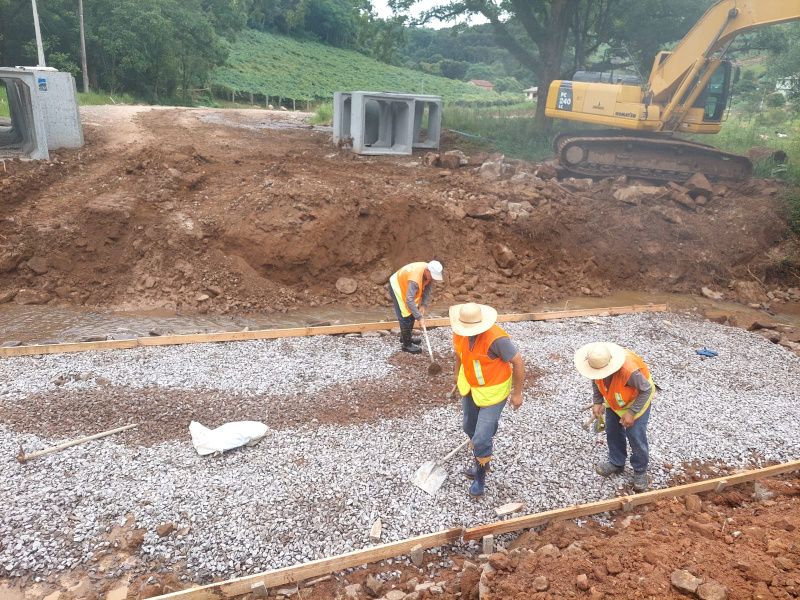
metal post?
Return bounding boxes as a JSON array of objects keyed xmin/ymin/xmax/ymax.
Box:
[
  {"xmin": 30, "ymin": 0, "xmax": 47, "ymax": 67},
  {"xmin": 78, "ymin": 0, "xmax": 90, "ymax": 92}
]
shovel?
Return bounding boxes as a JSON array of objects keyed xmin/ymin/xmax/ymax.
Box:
[
  {"xmin": 411, "ymin": 438, "xmax": 470, "ymax": 496},
  {"xmin": 421, "ymin": 321, "xmax": 442, "ymax": 376}
]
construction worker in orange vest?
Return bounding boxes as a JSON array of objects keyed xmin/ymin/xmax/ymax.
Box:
[
  {"xmin": 450, "ymin": 302, "xmax": 525, "ymax": 498},
  {"xmin": 388, "ymin": 260, "xmax": 444, "ymax": 353},
  {"xmin": 574, "ymin": 342, "xmax": 655, "ymax": 492}
]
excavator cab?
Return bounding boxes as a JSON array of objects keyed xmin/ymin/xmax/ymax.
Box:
[{"xmin": 693, "ymin": 60, "xmax": 732, "ymax": 123}]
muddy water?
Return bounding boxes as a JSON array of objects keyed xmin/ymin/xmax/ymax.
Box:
[{"xmin": 0, "ymin": 292, "xmax": 797, "ymax": 345}]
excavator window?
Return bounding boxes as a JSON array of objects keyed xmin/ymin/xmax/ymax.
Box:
[{"xmin": 693, "ymin": 62, "xmax": 732, "ymax": 123}]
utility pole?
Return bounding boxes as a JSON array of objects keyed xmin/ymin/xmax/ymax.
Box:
[
  {"xmin": 78, "ymin": 0, "xmax": 89, "ymax": 91},
  {"xmin": 30, "ymin": 0, "xmax": 47, "ymax": 67}
]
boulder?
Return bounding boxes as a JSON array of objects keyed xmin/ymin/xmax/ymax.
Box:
[
  {"xmin": 0, "ymin": 250, "xmax": 22, "ymax": 273},
  {"xmin": 701, "ymin": 287, "xmax": 723, "ymax": 301},
  {"xmin": 442, "ymin": 150, "xmax": 469, "ymax": 169},
  {"xmin": 26, "ymin": 256, "xmax": 49, "ymax": 275},
  {"xmin": 532, "ymin": 576, "xmax": 549, "ymax": 591},
  {"xmin": 344, "ymin": 583, "xmax": 361, "ymax": 599},
  {"xmin": 606, "ymin": 556, "xmax": 623, "ymax": 575},
  {"xmin": 336, "ymin": 277, "xmax": 358, "ymax": 295},
  {"xmin": 14, "ymin": 289, "xmax": 52, "ymax": 305},
  {"xmin": 422, "ymin": 152, "xmax": 439, "ymax": 167},
  {"xmin": 491, "ymin": 244, "xmax": 516, "ymax": 269},
  {"xmin": 535, "ymin": 163, "xmax": 558, "ymax": 180},
  {"xmin": 464, "ymin": 198, "xmax": 499, "ymax": 219},
  {"xmin": 576, "ymin": 574, "xmax": 590, "ymax": 591},
  {"xmin": 156, "ymin": 522, "xmax": 176, "ymax": 537},
  {"xmin": 697, "ymin": 580, "xmax": 728, "ymax": 600},
  {"xmin": 685, "ymin": 173, "xmax": 714, "ymax": 198},
  {"xmin": 479, "ymin": 160, "xmax": 505, "ymax": 180},
  {"xmin": 731, "ymin": 280, "xmax": 767, "ymax": 305},
  {"xmin": 613, "ymin": 185, "xmax": 665, "ymax": 205},
  {"xmin": 365, "ymin": 574, "xmax": 383, "ymax": 597},
  {"xmin": 671, "ymin": 570, "xmax": 702, "ymax": 594}
]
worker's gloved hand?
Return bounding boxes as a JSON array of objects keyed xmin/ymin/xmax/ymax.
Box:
[
  {"xmin": 592, "ymin": 403, "xmax": 604, "ymax": 418},
  {"xmin": 418, "ymin": 317, "xmax": 426, "ymax": 329},
  {"xmin": 510, "ymin": 392, "xmax": 523, "ymax": 411},
  {"xmin": 621, "ymin": 412, "xmax": 635, "ymax": 428}
]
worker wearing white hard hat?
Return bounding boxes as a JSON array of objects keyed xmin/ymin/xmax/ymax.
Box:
[{"xmin": 388, "ymin": 260, "xmax": 444, "ymax": 353}]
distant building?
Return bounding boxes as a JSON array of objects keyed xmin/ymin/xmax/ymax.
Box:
[
  {"xmin": 775, "ymin": 76, "xmax": 798, "ymax": 97},
  {"xmin": 524, "ymin": 86, "xmax": 538, "ymax": 101},
  {"xmin": 469, "ymin": 80, "xmax": 495, "ymax": 91}
]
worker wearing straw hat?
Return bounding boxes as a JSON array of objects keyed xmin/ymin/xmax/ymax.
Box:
[
  {"xmin": 388, "ymin": 260, "xmax": 444, "ymax": 354},
  {"xmin": 574, "ymin": 342, "xmax": 655, "ymax": 492},
  {"xmin": 450, "ymin": 302, "xmax": 525, "ymax": 498}
]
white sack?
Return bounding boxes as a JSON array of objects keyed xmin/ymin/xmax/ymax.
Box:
[{"xmin": 189, "ymin": 420, "xmax": 269, "ymax": 456}]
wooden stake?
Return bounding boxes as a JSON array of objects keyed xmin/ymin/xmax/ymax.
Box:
[
  {"xmin": 17, "ymin": 424, "xmax": 138, "ymax": 463},
  {"xmin": 0, "ymin": 305, "xmax": 667, "ymax": 359}
]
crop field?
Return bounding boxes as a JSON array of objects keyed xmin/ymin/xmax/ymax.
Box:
[{"xmin": 211, "ymin": 29, "xmax": 519, "ymax": 106}]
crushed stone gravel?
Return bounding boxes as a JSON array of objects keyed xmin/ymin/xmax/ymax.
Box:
[{"xmin": 1, "ymin": 312, "xmax": 798, "ymax": 583}]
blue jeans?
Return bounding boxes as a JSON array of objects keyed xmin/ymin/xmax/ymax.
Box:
[
  {"xmin": 606, "ymin": 405, "xmax": 651, "ymax": 473},
  {"xmin": 462, "ymin": 395, "xmax": 507, "ymax": 460},
  {"xmin": 387, "ymin": 284, "xmax": 415, "ymax": 332}
]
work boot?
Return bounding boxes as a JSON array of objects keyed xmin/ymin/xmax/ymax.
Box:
[
  {"xmin": 632, "ymin": 471, "xmax": 649, "ymax": 492},
  {"xmin": 400, "ymin": 333, "xmax": 422, "ymax": 345},
  {"xmin": 400, "ymin": 329, "xmax": 422, "ymax": 354},
  {"xmin": 595, "ymin": 461, "xmax": 624, "ymax": 477},
  {"xmin": 469, "ymin": 461, "xmax": 486, "ymax": 498},
  {"xmin": 463, "ymin": 461, "xmax": 491, "ymax": 479}
]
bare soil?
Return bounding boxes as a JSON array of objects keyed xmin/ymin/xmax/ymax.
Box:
[{"xmin": 1, "ymin": 106, "xmax": 798, "ymax": 317}]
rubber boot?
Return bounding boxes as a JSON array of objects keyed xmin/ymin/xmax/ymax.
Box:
[
  {"xmin": 463, "ymin": 461, "xmax": 491, "ymax": 479},
  {"xmin": 469, "ymin": 461, "xmax": 486, "ymax": 497},
  {"xmin": 400, "ymin": 328, "xmax": 422, "ymax": 354}
]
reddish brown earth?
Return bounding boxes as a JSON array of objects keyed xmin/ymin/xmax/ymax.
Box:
[{"xmin": 1, "ymin": 106, "xmax": 798, "ymax": 317}]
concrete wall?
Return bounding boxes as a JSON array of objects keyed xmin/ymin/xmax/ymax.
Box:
[
  {"xmin": 0, "ymin": 69, "xmax": 49, "ymax": 160},
  {"xmin": 334, "ymin": 91, "xmax": 442, "ymax": 155},
  {"xmin": 32, "ymin": 70, "xmax": 84, "ymax": 150}
]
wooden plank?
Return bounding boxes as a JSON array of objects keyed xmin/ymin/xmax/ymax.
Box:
[
  {"xmin": 152, "ymin": 528, "xmax": 463, "ymax": 600},
  {"xmin": 17, "ymin": 423, "xmax": 138, "ymax": 463},
  {"xmin": 0, "ymin": 304, "xmax": 667, "ymax": 358},
  {"xmin": 463, "ymin": 460, "xmax": 800, "ymax": 541}
]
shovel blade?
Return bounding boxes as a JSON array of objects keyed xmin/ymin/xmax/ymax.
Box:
[{"xmin": 411, "ymin": 461, "xmax": 449, "ymax": 496}]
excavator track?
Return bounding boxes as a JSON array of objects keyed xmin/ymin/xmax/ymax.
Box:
[{"xmin": 553, "ymin": 131, "xmax": 753, "ymax": 182}]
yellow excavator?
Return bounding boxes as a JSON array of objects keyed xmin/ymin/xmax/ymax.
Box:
[{"xmin": 545, "ymin": 0, "xmax": 800, "ymax": 181}]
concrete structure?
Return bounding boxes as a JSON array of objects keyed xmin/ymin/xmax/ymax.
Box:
[
  {"xmin": 0, "ymin": 67, "xmax": 83, "ymax": 160},
  {"xmin": 524, "ymin": 86, "xmax": 539, "ymax": 102},
  {"xmin": 333, "ymin": 92, "xmax": 442, "ymax": 156}
]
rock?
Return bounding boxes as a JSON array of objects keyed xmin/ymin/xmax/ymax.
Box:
[
  {"xmin": 156, "ymin": 522, "xmax": 176, "ymax": 537},
  {"xmin": 369, "ymin": 269, "xmax": 390, "ymax": 285},
  {"xmin": 410, "ymin": 543, "xmax": 424, "ymax": 567},
  {"xmin": 26, "ymin": 256, "xmax": 49, "ymax": 275},
  {"xmin": 428, "ymin": 586, "xmax": 443, "ymax": 594},
  {"xmin": 685, "ymin": 172, "xmax": 714, "ymax": 198},
  {"xmin": 344, "ymin": 583, "xmax": 361, "ymax": 599},
  {"xmin": 440, "ymin": 150, "xmax": 468, "ymax": 170},
  {"xmin": 695, "ymin": 195, "xmax": 708, "ymax": 206},
  {"xmin": 766, "ymin": 539, "xmax": 787, "ymax": 556},
  {"xmin": 776, "ymin": 556, "xmax": 795, "ymax": 570},
  {"xmin": 336, "ymin": 277, "xmax": 358, "ymax": 295},
  {"xmin": 697, "ymin": 580, "xmax": 728, "ymax": 600},
  {"xmin": 206, "ymin": 285, "xmax": 223, "ymax": 297},
  {"xmin": 365, "ymin": 574, "xmax": 383, "ymax": 596},
  {"xmin": 487, "ymin": 553, "xmax": 511, "ymax": 571},
  {"xmin": 536, "ymin": 543, "xmax": 560, "ymax": 559},
  {"xmin": 464, "ymin": 198, "xmax": 498, "ymax": 219},
  {"xmin": 753, "ymin": 481, "xmax": 775, "ymax": 502},
  {"xmin": 404, "ymin": 592, "xmax": 420, "ymax": 600},
  {"xmin": 494, "ymin": 502, "xmax": 525, "ymax": 517},
  {"xmin": 385, "ymin": 591, "xmax": 405, "ymax": 600},
  {"xmin": 652, "ymin": 205, "xmax": 683, "ymax": 224},
  {"xmin": 672, "ymin": 191, "xmax": 696, "ymax": 210},
  {"xmin": 576, "ymin": 574, "xmax": 590, "ymax": 591},
  {"xmin": 415, "ymin": 582, "xmax": 435, "ymax": 592},
  {"xmin": 491, "ymin": 244, "xmax": 516, "ymax": 269},
  {"xmin": 532, "ymin": 576, "xmax": 549, "ymax": 591},
  {"xmin": 0, "ymin": 340, "xmax": 21, "ymax": 347},
  {"xmin": 14, "ymin": 288, "xmax": 52, "ymax": 305},
  {"xmin": 563, "ymin": 177, "xmax": 593, "ymax": 191},
  {"xmin": 671, "ymin": 569, "xmax": 702, "ymax": 594},
  {"xmin": 536, "ymin": 163, "xmax": 558, "ymax": 180},
  {"xmin": 684, "ymin": 494, "xmax": 702, "ymax": 513},
  {"xmin": 606, "ymin": 555, "xmax": 623, "ymax": 575},
  {"xmin": 195, "ymin": 293, "xmax": 210, "ymax": 302},
  {"xmin": 613, "ymin": 185, "xmax": 665, "ymax": 205},
  {"xmin": 0, "ymin": 290, "xmax": 17, "ymax": 303},
  {"xmin": 701, "ymin": 287, "xmax": 723, "ymax": 301},
  {"xmin": 732, "ymin": 280, "xmax": 767, "ymax": 305},
  {"xmin": 0, "ymin": 250, "xmax": 22, "ymax": 273},
  {"xmin": 43, "ymin": 593, "xmax": 61, "ymax": 600},
  {"xmin": 482, "ymin": 534, "xmax": 494, "ymax": 555},
  {"xmin": 422, "ymin": 152, "xmax": 439, "ymax": 167},
  {"xmin": 479, "ymin": 160, "xmax": 513, "ymax": 180}
]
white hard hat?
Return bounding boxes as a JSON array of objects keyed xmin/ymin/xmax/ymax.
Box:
[{"xmin": 427, "ymin": 260, "xmax": 443, "ymax": 281}]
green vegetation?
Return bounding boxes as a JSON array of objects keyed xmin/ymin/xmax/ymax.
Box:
[
  {"xmin": 76, "ymin": 91, "xmax": 138, "ymax": 106},
  {"xmin": 311, "ymin": 102, "xmax": 334, "ymax": 125},
  {"xmin": 0, "ymin": 84, "xmax": 8, "ymax": 118},
  {"xmin": 211, "ymin": 29, "xmax": 520, "ymax": 105}
]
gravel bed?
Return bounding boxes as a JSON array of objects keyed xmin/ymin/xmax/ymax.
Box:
[{"xmin": 1, "ymin": 312, "xmax": 799, "ymax": 582}]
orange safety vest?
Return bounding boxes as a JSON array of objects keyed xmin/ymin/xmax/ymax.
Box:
[
  {"xmin": 594, "ymin": 350, "xmax": 654, "ymax": 419},
  {"xmin": 453, "ymin": 325, "xmax": 514, "ymax": 407},
  {"xmin": 389, "ymin": 262, "xmax": 428, "ymax": 318}
]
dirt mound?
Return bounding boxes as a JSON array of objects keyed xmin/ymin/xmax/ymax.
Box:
[{"xmin": 0, "ymin": 106, "xmax": 797, "ymax": 316}]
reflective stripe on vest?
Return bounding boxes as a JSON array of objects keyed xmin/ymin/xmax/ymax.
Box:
[
  {"xmin": 595, "ymin": 350, "xmax": 654, "ymax": 419},
  {"xmin": 454, "ymin": 325, "xmax": 513, "ymax": 407},
  {"xmin": 389, "ymin": 262, "xmax": 427, "ymax": 318}
]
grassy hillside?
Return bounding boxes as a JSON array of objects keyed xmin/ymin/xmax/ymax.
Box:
[{"xmin": 211, "ymin": 29, "xmax": 518, "ymax": 106}]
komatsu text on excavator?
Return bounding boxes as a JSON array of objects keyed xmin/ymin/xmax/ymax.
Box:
[{"xmin": 545, "ymin": 0, "xmax": 800, "ymax": 181}]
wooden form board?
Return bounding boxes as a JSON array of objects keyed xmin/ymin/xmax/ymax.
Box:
[
  {"xmin": 0, "ymin": 304, "xmax": 666, "ymax": 358},
  {"xmin": 153, "ymin": 458, "xmax": 799, "ymax": 600},
  {"xmin": 154, "ymin": 528, "xmax": 463, "ymax": 599}
]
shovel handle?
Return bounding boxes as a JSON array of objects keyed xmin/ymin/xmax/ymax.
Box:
[
  {"xmin": 421, "ymin": 322, "xmax": 435, "ymax": 361},
  {"xmin": 441, "ymin": 438, "xmax": 470, "ymax": 464}
]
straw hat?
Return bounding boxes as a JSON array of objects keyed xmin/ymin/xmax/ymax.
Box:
[
  {"xmin": 574, "ymin": 342, "xmax": 626, "ymax": 379},
  {"xmin": 449, "ymin": 302, "xmax": 498, "ymax": 337}
]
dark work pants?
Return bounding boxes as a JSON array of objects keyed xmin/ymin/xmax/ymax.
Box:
[
  {"xmin": 606, "ymin": 405, "xmax": 651, "ymax": 473},
  {"xmin": 387, "ymin": 284, "xmax": 415, "ymax": 332}
]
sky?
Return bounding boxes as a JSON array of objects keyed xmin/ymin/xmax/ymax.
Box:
[{"xmin": 371, "ymin": 0, "xmax": 488, "ymax": 28}]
